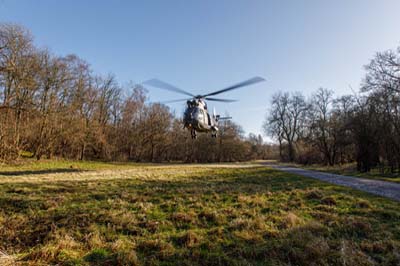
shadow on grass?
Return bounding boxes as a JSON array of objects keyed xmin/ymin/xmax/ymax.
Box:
[{"xmin": 0, "ymin": 168, "xmax": 84, "ymax": 176}]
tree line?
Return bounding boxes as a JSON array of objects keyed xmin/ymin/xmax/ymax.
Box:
[
  {"xmin": 264, "ymin": 44, "xmax": 400, "ymax": 173},
  {"xmin": 0, "ymin": 23, "xmax": 275, "ymax": 163}
]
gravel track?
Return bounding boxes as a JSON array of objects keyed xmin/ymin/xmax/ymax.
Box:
[{"xmin": 267, "ymin": 164, "xmax": 400, "ymax": 202}]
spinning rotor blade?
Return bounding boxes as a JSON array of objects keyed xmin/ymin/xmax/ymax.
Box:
[
  {"xmin": 202, "ymin": 76, "xmax": 265, "ymax": 97},
  {"xmin": 143, "ymin": 78, "xmax": 194, "ymax": 97},
  {"xmin": 162, "ymin": 97, "xmax": 236, "ymax": 103},
  {"xmin": 161, "ymin": 98, "xmax": 191, "ymax": 104},
  {"xmin": 205, "ymin": 97, "xmax": 237, "ymax": 103},
  {"xmin": 218, "ymin": 116, "xmax": 232, "ymax": 120}
]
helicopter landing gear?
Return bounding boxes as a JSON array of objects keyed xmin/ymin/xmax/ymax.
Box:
[{"xmin": 191, "ymin": 129, "xmax": 197, "ymax": 139}]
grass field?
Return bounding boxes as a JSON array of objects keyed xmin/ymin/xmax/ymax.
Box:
[{"xmin": 0, "ymin": 161, "xmax": 399, "ymax": 265}]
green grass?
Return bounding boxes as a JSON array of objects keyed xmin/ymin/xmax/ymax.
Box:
[
  {"xmin": 0, "ymin": 163, "xmax": 399, "ymax": 265},
  {"xmin": 0, "ymin": 158, "xmax": 153, "ymax": 172}
]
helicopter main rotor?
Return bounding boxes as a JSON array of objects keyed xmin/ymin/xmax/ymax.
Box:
[{"xmin": 143, "ymin": 76, "xmax": 265, "ymax": 103}]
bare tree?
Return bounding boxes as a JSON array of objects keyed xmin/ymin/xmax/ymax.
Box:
[
  {"xmin": 0, "ymin": 24, "xmax": 38, "ymax": 159},
  {"xmin": 264, "ymin": 92, "xmax": 308, "ymax": 162},
  {"xmin": 308, "ymin": 88, "xmax": 339, "ymax": 165}
]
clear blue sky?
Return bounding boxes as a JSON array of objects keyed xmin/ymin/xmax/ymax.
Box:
[{"xmin": 1, "ymin": 0, "xmax": 400, "ymax": 138}]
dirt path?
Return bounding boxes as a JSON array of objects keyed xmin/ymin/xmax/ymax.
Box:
[{"xmin": 267, "ymin": 164, "xmax": 400, "ymax": 202}]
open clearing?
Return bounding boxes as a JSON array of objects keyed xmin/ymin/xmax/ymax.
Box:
[{"xmin": 0, "ymin": 161, "xmax": 399, "ymax": 265}]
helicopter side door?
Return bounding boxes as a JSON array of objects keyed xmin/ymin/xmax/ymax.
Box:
[{"xmin": 197, "ymin": 109, "xmax": 208, "ymax": 130}]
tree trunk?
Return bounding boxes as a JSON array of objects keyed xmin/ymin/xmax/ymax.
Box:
[{"xmin": 288, "ymin": 141, "xmax": 295, "ymax": 162}]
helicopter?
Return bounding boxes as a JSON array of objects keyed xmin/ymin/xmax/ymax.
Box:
[{"xmin": 144, "ymin": 77, "xmax": 265, "ymax": 139}]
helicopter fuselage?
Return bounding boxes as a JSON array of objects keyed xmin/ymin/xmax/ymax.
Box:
[{"xmin": 183, "ymin": 99, "xmax": 218, "ymax": 135}]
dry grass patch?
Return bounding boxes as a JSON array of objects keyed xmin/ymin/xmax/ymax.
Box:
[
  {"xmin": 280, "ymin": 211, "xmax": 305, "ymax": 229},
  {"xmin": 0, "ymin": 250, "xmax": 15, "ymax": 266}
]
